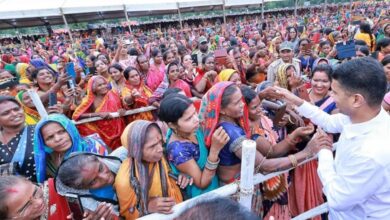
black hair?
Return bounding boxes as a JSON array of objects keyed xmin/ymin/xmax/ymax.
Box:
[
  {"xmin": 166, "ymin": 60, "xmax": 179, "ymax": 75},
  {"xmin": 129, "ymin": 48, "xmax": 139, "ymax": 56},
  {"xmin": 97, "ymin": 53, "xmax": 109, "ymax": 63},
  {"xmin": 162, "ymin": 88, "xmax": 182, "ymax": 99},
  {"xmin": 381, "ymin": 55, "xmax": 390, "ymax": 66},
  {"xmin": 245, "ymin": 64, "xmax": 257, "ymax": 81},
  {"xmin": 240, "ymin": 85, "xmax": 257, "ymax": 106},
  {"xmin": 31, "ymin": 67, "xmax": 53, "ymax": 80},
  {"xmin": 332, "ymin": 57, "xmax": 386, "ymax": 107},
  {"xmin": 0, "ymin": 176, "xmax": 27, "ymax": 219},
  {"xmin": 86, "ymin": 55, "xmax": 96, "ymax": 62},
  {"xmin": 151, "ymin": 48, "xmax": 161, "ymax": 58},
  {"xmin": 354, "ymin": 39, "xmax": 368, "ymax": 46},
  {"xmin": 158, "ymin": 93, "xmax": 193, "ymax": 123},
  {"xmin": 312, "ymin": 64, "xmax": 333, "ymax": 81},
  {"xmin": 319, "ymin": 40, "xmax": 331, "ymax": 48},
  {"xmin": 123, "ymin": 66, "xmax": 139, "ymax": 80},
  {"xmin": 376, "ymin": 37, "xmax": 390, "ymax": 52},
  {"xmin": 359, "ymin": 22, "xmax": 374, "ymax": 50},
  {"xmin": 108, "ymin": 63, "xmax": 123, "ymax": 73},
  {"xmin": 57, "ymin": 154, "xmax": 98, "ymax": 189},
  {"xmin": 202, "ymin": 54, "xmax": 214, "ymax": 65},
  {"xmin": 93, "ymin": 59, "xmax": 107, "ymax": 68},
  {"xmin": 298, "ymin": 38, "xmax": 311, "ymax": 47},
  {"xmin": 163, "ymin": 50, "xmax": 174, "ymax": 62},
  {"xmin": 176, "ymin": 197, "xmax": 260, "ymax": 220},
  {"xmin": 355, "ymin": 45, "xmax": 370, "ymax": 56},
  {"xmin": 221, "ymin": 84, "xmax": 238, "ymax": 109},
  {"xmin": 0, "ymin": 95, "xmax": 22, "ymax": 107}
]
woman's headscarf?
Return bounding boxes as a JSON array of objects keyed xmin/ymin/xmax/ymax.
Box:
[
  {"xmin": 276, "ymin": 63, "xmax": 296, "ymax": 90},
  {"xmin": 199, "ymin": 81, "xmax": 250, "ymax": 147},
  {"xmin": 4, "ymin": 64, "xmax": 18, "ymax": 79},
  {"xmin": 215, "ymin": 69, "xmax": 236, "ymax": 83},
  {"xmin": 16, "ymin": 63, "xmax": 31, "ymax": 84},
  {"xmin": 120, "ymin": 120, "xmax": 169, "ymax": 216},
  {"xmin": 312, "ymin": 58, "xmax": 329, "ymax": 70},
  {"xmin": 16, "ymin": 90, "xmax": 40, "ymax": 125},
  {"xmin": 73, "ymin": 75, "xmax": 108, "ymax": 120},
  {"xmin": 34, "ymin": 114, "xmax": 108, "ymax": 183}
]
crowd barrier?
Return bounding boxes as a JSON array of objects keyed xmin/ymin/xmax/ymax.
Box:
[{"xmin": 28, "ymin": 90, "xmax": 329, "ymax": 219}]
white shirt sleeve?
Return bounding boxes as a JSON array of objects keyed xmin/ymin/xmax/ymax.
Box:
[
  {"xmin": 295, "ymin": 101, "xmax": 349, "ymax": 133},
  {"xmin": 318, "ymin": 149, "xmax": 383, "ymax": 211}
]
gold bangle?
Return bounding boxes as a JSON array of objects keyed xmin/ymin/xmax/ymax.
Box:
[{"xmin": 288, "ymin": 154, "xmax": 298, "ymax": 168}]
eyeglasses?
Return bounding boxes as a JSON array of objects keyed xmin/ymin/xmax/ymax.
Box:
[{"xmin": 10, "ymin": 184, "xmax": 43, "ymax": 219}]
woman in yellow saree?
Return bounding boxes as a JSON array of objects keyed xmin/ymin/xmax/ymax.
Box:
[
  {"xmin": 72, "ymin": 75, "xmax": 125, "ymax": 150},
  {"xmin": 115, "ymin": 120, "xmax": 183, "ymax": 219},
  {"xmin": 16, "ymin": 90, "xmax": 40, "ymax": 125}
]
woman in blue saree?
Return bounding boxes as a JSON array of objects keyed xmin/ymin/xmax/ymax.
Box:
[
  {"xmin": 34, "ymin": 114, "xmax": 108, "ymax": 183},
  {"xmin": 159, "ymin": 93, "xmax": 229, "ymax": 199}
]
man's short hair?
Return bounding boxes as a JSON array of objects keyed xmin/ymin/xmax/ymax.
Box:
[{"xmin": 332, "ymin": 57, "xmax": 386, "ymax": 107}]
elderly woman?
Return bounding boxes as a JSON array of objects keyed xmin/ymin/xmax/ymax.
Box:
[
  {"xmin": 0, "ymin": 96, "xmax": 36, "ymax": 182},
  {"xmin": 15, "ymin": 90, "xmax": 41, "ymax": 125},
  {"xmin": 34, "ymin": 114, "xmax": 108, "ymax": 183},
  {"xmin": 55, "ymin": 151, "xmax": 128, "ymax": 219},
  {"xmin": 72, "ymin": 75, "xmax": 125, "ymax": 150},
  {"xmin": 115, "ymin": 120, "xmax": 186, "ymax": 219}
]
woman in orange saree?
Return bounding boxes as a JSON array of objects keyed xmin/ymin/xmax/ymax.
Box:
[
  {"xmin": 122, "ymin": 67, "xmax": 154, "ymax": 122},
  {"xmin": 72, "ymin": 75, "xmax": 125, "ymax": 150}
]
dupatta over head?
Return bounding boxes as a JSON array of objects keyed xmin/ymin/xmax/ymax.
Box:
[
  {"xmin": 73, "ymin": 75, "xmax": 125, "ymax": 150},
  {"xmin": 16, "ymin": 90, "xmax": 40, "ymax": 125},
  {"xmin": 199, "ymin": 81, "xmax": 250, "ymax": 147},
  {"xmin": 119, "ymin": 120, "xmax": 182, "ymax": 217},
  {"xmin": 34, "ymin": 114, "xmax": 108, "ymax": 183}
]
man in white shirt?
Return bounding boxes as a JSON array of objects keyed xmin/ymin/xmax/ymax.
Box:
[{"xmin": 277, "ymin": 57, "xmax": 390, "ymax": 219}]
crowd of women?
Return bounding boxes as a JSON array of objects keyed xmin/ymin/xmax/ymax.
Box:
[{"xmin": 0, "ymin": 1, "xmax": 390, "ymax": 219}]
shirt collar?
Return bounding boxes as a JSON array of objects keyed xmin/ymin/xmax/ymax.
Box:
[{"xmin": 343, "ymin": 108, "xmax": 389, "ymax": 139}]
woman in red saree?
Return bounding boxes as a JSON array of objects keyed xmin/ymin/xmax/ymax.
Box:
[
  {"xmin": 122, "ymin": 67, "xmax": 154, "ymax": 122},
  {"xmin": 72, "ymin": 75, "xmax": 125, "ymax": 150}
]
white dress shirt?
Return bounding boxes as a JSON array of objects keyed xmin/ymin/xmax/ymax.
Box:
[{"xmin": 296, "ymin": 101, "xmax": 390, "ymax": 220}]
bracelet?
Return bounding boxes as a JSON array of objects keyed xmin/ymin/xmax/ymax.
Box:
[
  {"xmin": 205, "ymin": 158, "xmax": 220, "ymax": 170},
  {"xmin": 288, "ymin": 154, "xmax": 298, "ymax": 168}
]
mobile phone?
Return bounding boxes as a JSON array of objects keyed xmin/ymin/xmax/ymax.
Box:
[
  {"xmin": 67, "ymin": 79, "xmax": 75, "ymax": 90},
  {"xmin": 191, "ymin": 54, "xmax": 198, "ymax": 66},
  {"xmin": 48, "ymin": 93, "xmax": 57, "ymax": 107},
  {"xmin": 65, "ymin": 62, "xmax": 76, "ymax": 79},
  {"xmin": 65, "ymin": 194, "xmax": 84, "ymax": 220}
]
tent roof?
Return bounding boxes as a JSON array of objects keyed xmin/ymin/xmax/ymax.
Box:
[{"xmin": 0, "ymin": 0, "xmax": 281, "ymax": 29}]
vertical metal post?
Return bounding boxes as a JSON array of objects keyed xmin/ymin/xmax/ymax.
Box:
[
  {"xmin": 324, "ymin": 0, "xmax": 327, "ymax": 15},
  {"xmin": 261, "ymin": 0, "xmax": 264, "ymax": 20},
  {"xmin": 350, "ymin": 0, "xmax": 353, "ymax": 12},
  {"xmin": 177, "ymin": 3, "xmax": 183, "ymax": 29},
  {"xmin": 123, "ymin": 5, "xmax": 132, "ymax": 33},
  {"xmin": 60, "ymin": 8, "xmax": 74, "ymax": 45},
  {"xmin": 222, "ymin": 0, "xmax": 227, "ymax": 25},
  {"xmin": 294, "ymin": 0, "xmax": 297, "ymax": 18}
]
